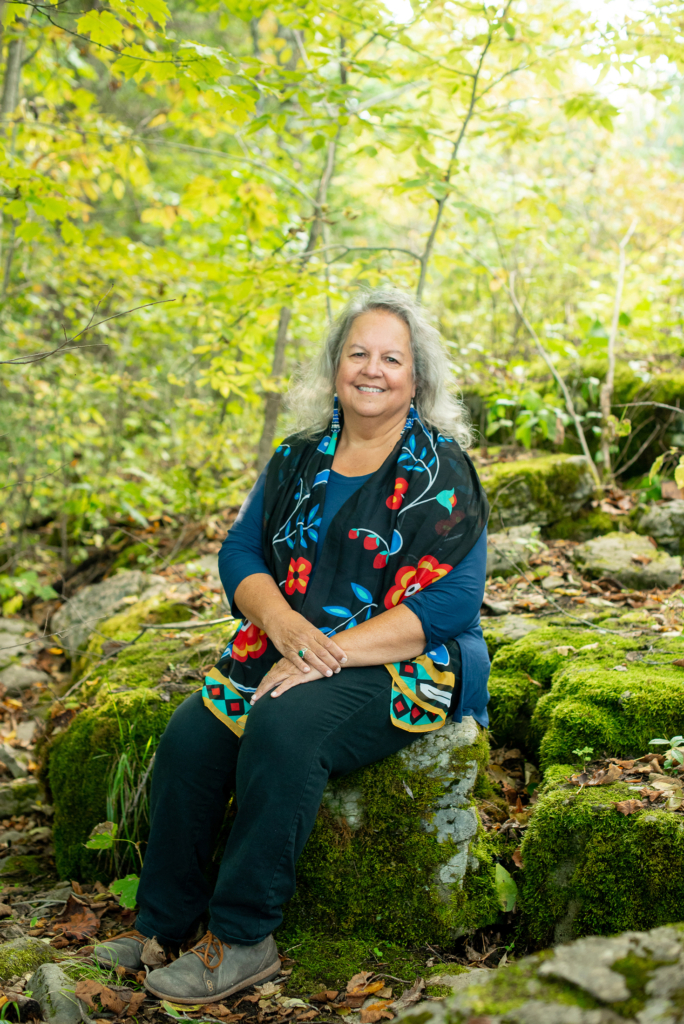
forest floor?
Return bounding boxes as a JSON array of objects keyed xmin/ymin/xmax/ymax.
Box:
[{"xmin": 0, "ymin": 482, "xmax": 682, "ymax": 1022}]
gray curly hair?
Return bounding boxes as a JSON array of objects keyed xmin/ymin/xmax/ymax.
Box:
[{"xmin": 287, "ymin": 288, "xmax": 473, "ymax": 448}]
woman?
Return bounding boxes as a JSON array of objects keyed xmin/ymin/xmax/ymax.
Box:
[{"xmin": 93, "ymin": 289, "xmax": 490, "ymax": 1004}]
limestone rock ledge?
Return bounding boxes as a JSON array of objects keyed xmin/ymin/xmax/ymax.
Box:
[{"xmin": 396, "ymin": 924, "xmax": 684, "ymax": 1024}]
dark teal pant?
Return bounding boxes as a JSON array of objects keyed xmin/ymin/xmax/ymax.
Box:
[{"xmin": 135, "ymin": 658, "xmax": 460, "ymax": 946}]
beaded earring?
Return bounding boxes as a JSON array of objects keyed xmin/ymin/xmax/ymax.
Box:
[{"xmin": 332, "ymin": 393, "xmax": 341, "ymax": 433}]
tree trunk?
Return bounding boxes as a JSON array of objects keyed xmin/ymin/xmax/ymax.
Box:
[
  {"xmin": 255, "ymin": 306, "xmax": 292, "ymax": 473},
  {"xmin": 254, "ymin": 133, "xmax": 339, "ymax": 469},
  {"xmin": 1, "ymin": 35, "xmax": 25, "ymax": 122}
]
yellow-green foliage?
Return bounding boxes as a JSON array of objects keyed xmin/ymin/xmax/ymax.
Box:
[{"xmin": 521, "ymin": 779, "xmax": 684, "ymax": 946}]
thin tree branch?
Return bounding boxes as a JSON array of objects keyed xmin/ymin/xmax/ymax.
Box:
[
  {"xmin": 599, "ymin": 217, "xmax": 637, "ymax": 479},
  {"xmin": 508, "ymin": 271, "xmax": 601, "ymax": 488},
  {"xmin": 0, "ymin": 298, "xmax": 174, "ymax": 365}
]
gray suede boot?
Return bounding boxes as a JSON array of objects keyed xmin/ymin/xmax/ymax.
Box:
[
  {"xmin": 144, "ymin": 931, "xmax": 280, "ymax": 1004},
  {"xmin": 93, "ymin": 929, "xmax": 147, "ymax": 970}
]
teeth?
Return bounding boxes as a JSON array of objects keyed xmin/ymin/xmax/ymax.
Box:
[{"xmin": 358, "ymin": 386, "xmax": 384, "ymax": 393}]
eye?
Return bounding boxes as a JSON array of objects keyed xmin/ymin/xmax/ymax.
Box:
[{"xmin": 386, "ymin": 356, "xmax": 399, "ymax": 363}]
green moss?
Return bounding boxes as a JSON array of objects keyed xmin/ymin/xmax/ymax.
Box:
[
  {"xmin": 544, "ymin": 510, "xmax": 616, "ymax": 542},
  {"xmin": 0, "ymin": 938, "xmax": 55, "ymax": 982},
  {"xmin": 47, "ymin": 688, "xmax": 185, "ymax": 879},
  {"xmin": 285, "ymin": 726, "xmax": 498, "ymax": 947},
  {"xmin": 480, "ymin": 454, "xmax": 595, "ymax": 530},
  {"xmin": 520, "ymin": 779, "xmax": 684, "ymax": 946},
  {"xmin": 532, "ymin": 637, "xmax": 684, "ymax": 766},
  {"xmin": 282, "ymin": 933, "xmax": 425, "ymax": 994},
  {"xmin": 112, "ymin": 543, "xmax": 151, "ymax": 569},
  {"xmin": 0, "ymin": 854, "xmax": 43, "ymax": 879}
]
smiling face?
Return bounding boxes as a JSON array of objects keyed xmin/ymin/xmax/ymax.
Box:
[{"xmin": 334, "ymin": 309, "xmax": 415, "ymax": 428}]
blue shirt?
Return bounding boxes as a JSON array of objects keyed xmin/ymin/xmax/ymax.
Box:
[{"xmin": 219, "ymin": 468, "xmax": 490, "ymax": 726}]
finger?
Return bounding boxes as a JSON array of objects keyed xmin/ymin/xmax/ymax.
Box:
[
  {"xmin": 271, "ymin": 676, "xmax": 308, "ymax": 698},
  {"xmin": 319, "ymin": 635, "xmax": 347, "ymax": 665},
  {"xmin": 252, "ymin": 670, "xmax": 288, "ymax": 704},
  {"xmin": 303, "ymin": 647, "xmax": 338, "ymax": 678},
  {"xmin": 285, "ymin": 649, "xmax": 311, "ymax": 673}
]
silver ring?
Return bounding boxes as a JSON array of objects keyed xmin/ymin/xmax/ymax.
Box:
[{"xmin": 298, "ymin": 647, "xmax": 309, "ymax": 659}]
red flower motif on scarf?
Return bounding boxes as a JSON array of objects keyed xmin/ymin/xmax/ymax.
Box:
[
  {"xmin": 232, "ymin": 620, "xmax": 268, "ymax": 662},
  {"xmin": 384, "ymin": 555, "xmax": 453, "ymax": 609},
  {"xmin": 285, "ymin": 556, "xmax": 312, "ymax": 595},
  {"xmin": 386, "ymin": 477, "xmax": 409, "ymax": 509}
]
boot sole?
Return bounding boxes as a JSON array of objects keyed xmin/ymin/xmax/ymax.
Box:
[{"xmin": 144, "ymin": 958, "xmax": 281, "ymax": 1004}]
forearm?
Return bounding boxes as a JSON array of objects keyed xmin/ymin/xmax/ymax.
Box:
[
  {"xmin": 336, "ymin": 604, "xmax": 425, "ymax": 667},
  {"xmin": 233, "ymin": 573, "xmax": 290, "ymax": 633}
]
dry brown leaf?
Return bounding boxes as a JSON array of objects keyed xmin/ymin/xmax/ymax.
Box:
[
  {"xmin": 126, "ymin": 991, "xmax": 146, "ymax": 1016},
  {"xmin": 295, "ymin": 1012, "xmax": 318, "ymax": 1021},
  {"xmin": 100, "ymin": 987, "xmax": 127, "ymax": 1016},
  {"xmin": 74, "ymin": 979, "xmax": 105, "ymax": 1008},
  {"xmin": 596, "ymin": 764, "xmax": 622, "ymax": 786},
  {"xmin": 53, "ymin": 895, "xmax": 99, "ymax": 941},
  {"xmin": 673, "ymin": 659, "xmax": 684, "ymax": 668},
  {"xmin": 512, "ymin": 848, "xmax": 524, "ymax": 869},
  {"xmin": 389, "ymin": 978, "xmax": 425, "ymax": 1013},
  {"xmin": 141, "ymin": 935, "xmax": 166, "ymax": 967},
  {"xmin": 615, "ymin": 799, "xmax": 644, "ymax": 816},
  {"xmin": 346, "ymin": 972, "xmax": 375, "ymax": 993},
  {"xmin": 360, "ymin": 1002, "xmax": 395, "ymax": 1023},
  {"xmin": 310, "ymin": 991, "xmax": 339, "ymax": 1003},
  {"xmin": 0, "ymin": 903, "xmax": 12, "ymax": 918},
  {"xmin": 238, "ymin": 994, "xmax": 261, "ymax": 1004}
]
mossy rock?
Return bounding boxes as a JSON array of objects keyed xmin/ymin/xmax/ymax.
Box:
[
  {"xmin": 544, "ymin": 508, "xmax": 617, "ymax": 543},
  {"xmin": 532, "ymin": 634, "xmax": 684, "ymax": 767},
  {"xmin": 44, "ymin": 607, "xmax": 234, "ymax": 879},
  {"xmin": 520, "ymin": 773, "xmax": 684, "ymax": 947},
  {"xmin": 397, "ymin": 922, "xmax": 684, "ymax": 1023},
  {"xmin": 0, "ymin": 936, "xmax": 55, "ymax": 983},
  {"xmin": 480, "ymin": 455, "xmax": 596, "ymax": 530},
  {"xmin": 280, "ymin": 718, "xmax": 500, "ymax": 946},
  {"xmin": 0, "ymin": 854, "xmax": 43, "ymax": 878}
]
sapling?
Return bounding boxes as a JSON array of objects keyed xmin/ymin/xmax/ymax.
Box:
[
  {"xmin": 572, "ymin": 746, "xmax": 594, "ymax": 772},
  {"xmin": 649, "ymin": 735, "xmax": 684, "ymax": 772},
  {"xmin": 84, "ymin": 821, "xmax": 140, "ymax": 909}
]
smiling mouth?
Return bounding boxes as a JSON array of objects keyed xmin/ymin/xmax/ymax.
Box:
[{"xmin": 356, "ymin": 385, "xmax": 385, "ymax": 393}]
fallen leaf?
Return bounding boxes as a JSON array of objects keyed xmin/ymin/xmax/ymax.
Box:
[
  {"xmin": 126, "ymin": 991, "xmax": 146, "ymax": 1016},
  {"xmin": 256, "ymin": 982, "xmax": 282, "ymax": 997},
  {"xmin": 237, "ymin": 994, "xmax": 261, "ymax": 1004},
  {"xmin": 390, "ymin": 978, "xmax": 425, "ymax": 1013},
  {"xmin": 295, "ymin": 1012, "xmax": 318, "ymax": 1020},
  {"xmin": 53, "ymin": 895, "xmax": 99, "ymax": 941},
  {"xmin": 615, "ymin": 799, "xmax": 644, "ymax": 815},
  {"xmin": 310, "ymin": 992, "xmax": 339, "ymax": 1003},
  {"xmin": 141, "ymin": 935, "xmax": 166, "ymax": 967},
  {"xmin": 361, "ymin": 1002, "xmax": 395, "ymax": 1023},
  {"xmin": 162, "ymin": 1001, "xmax": 203, "ymax": 1012},
  {"xmin": 75, "ymin": 979, "xmax": 105, "ymax": 1008},
  {"xmin": 639, "ymin": 788, "xmax": 663, "ymax": 803},
  {"xmin": 0, "ymin": 903, "xmax": 12, "ymax": 918},
  {"xmin": 631, "ymin": 554, "xmax": 652, "ymax": 565},
  {"xmin": 50, "ymin": 936, "xmax": 70, "ymax": 949},
  {"xmin": 555, "ymin": 645, "xmax": 576, "ymax": 656},
  {"xmin": 673, "ymin": 659, "xmax": 684, "ymax": 668},
  {"xmin": 347, "ymin": 973, "xmax": 375, "ymax": 993},
  {"xmin": 512, "ymin": 848, "xmax": 524, "ymax": 869},
  {"xmin": 100, "ymin": 987, "xmax": 127, "ymax": 1016},
  {"xmin": 595, "ymin": 764, "xmax": 622, "ymax": 786}
]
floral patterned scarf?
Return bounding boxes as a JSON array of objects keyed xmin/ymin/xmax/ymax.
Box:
[{"xmin": 203, "ymin": 407, "xmax": 488, "ymax": 737}]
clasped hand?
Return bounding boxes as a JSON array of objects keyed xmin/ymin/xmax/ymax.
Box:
[{"xmin": 252, "ymin": 609, "xmax": 348, "ymax": 704}]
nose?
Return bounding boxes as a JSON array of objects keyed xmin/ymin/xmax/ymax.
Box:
[{"xmin": 363, "ymin": 353, "xmax": 384, "ymax": 378}]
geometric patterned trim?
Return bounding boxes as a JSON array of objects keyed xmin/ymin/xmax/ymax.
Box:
[
  {"xmin": 201, "ymin": 667, "xmax": 249, "ymax": 738},
  {"xmin": 386, "ymin": 655, "xmax": 454, "ymax": 733}
]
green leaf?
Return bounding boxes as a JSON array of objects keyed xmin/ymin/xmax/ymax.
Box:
[
  {"xmin": 76, "ymin": 10, "xmax": 124, "ymax": 47},
  {"xmin": 85, "ymin": 820, "xmax": 118, "ymax": 849},
  {"xmin": 649, "ymin": 454, "xmax": 666, "ymax": 485},
  {"xmin": 110, "ymin": 874, "xmax": 140, "ymax": 909},
  {"xmin": 503, "ymin": 22, "xmax": 515, "ymax": 38},
  {"xmin": 495, "ymin": 863, "xmax": 517, "ymax": 913}
]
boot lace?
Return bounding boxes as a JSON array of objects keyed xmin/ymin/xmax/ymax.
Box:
[
  {"xmin": 110, "ymin": 929, "xmax": 147, "ymax": 944},
  {"xmin": 190, "ymin": 931, "xmax": 229, "ymax": 972}
]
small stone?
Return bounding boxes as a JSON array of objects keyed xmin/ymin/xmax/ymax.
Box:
[
  {"xmin": 0, "ymin": 665, "xmax": 49, "ymax": 692},
  {"xmin": 0, "ymin": 620, "xmax": 29, "ymax": 635},
  {"xmin": 29, "ymin": 962, "xmax": 81, "ymax": 1024},
  {"xmin": 487, "ymin": 524, "xmax": 546, "ymax": 578},
  {"xmin": 0, "ymin": 936, "xmax": 55, "ymax": 983},
  {"xmin": 50, "ymin": 570, "xmax": 150, "ymax": 654},
  {"xmin": 0, "ymin": 745, "xmax": 28, "ymax": 779},
  {"xmin": 541, "ymin": 575, "xmax": 565, "ymax": 591},
  {"xmin": 637, "ymin": 500, "xmax": 684, "ymax": 555},
  {"xmin": 0, "ymin": 778, "xmax": 40, "ymax": 818},
  {"xmin": 572, "ymin": 532, "xmax": 682, "ymax": 590},
  {"xmin": 538, "ymin": 935, "xmax": 631, "ymax": 1002}
]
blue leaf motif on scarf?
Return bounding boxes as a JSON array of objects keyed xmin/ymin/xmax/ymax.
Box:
[
  {"xmin": 350, "ymin": 582, "xmax": 373, "ymax": 603},
  {"xmin": 426, "ymin": 644, "xmax": 449, "ymax": 666},
  {"xmin": 389, "ymin": 530, "xmax": 402, "ymax": 555},
  {"xmin": 307, "ymin": 505, "xmax": 320, "ymax": 524},
  {"xmin": 323, "ymin": 605, "xmax": 354, "ymax": 617},
  {"xmin": 317, "ymin": 435, "xmax": 332, "ymax": 453},
  {"xmin": 436, "ymin": 488, "xmax": 455, "ymax": 511},
  {"xmin": 276, "ymin": 444, "xmax": 291, "ymax": 456},
  {"xmin": 313, "ymin": 470, "xmax": 330, "ymax": 487}
]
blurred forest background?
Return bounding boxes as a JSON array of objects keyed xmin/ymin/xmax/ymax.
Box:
[{"xmin": 2, "ymin": 0, "xmax": 684, "ymax": 602}]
